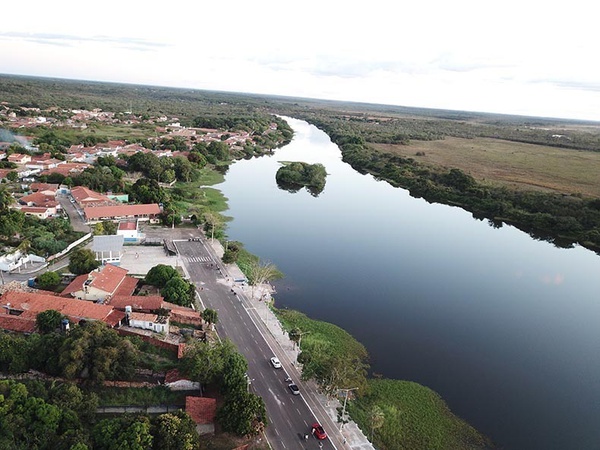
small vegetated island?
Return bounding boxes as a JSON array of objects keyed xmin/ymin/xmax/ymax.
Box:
[{"xmin": 275, "ymin": 161, "xmax": 327, "ymax": 196}]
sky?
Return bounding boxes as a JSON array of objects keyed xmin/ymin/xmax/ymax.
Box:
[{"xmin": 1, "ymin": 1, "xmax": 599, "ymax": 121}]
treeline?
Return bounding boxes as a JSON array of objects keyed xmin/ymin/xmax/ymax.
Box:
[
  {"xmin": 0, "ymin": 378, "xmax": 201, "ymax": 450},
  {"xmin": 287, "ymin": 110, "xmax": 600, "ymax": 152},
  {"xmin": 306, "ymin": 120, "xmax": 600, "ymax": 252},
  {"xmin": 0, "ymin": 319, "xmax": 267, "ymax": 445}
]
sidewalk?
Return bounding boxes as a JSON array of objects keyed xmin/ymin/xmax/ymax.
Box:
[{"xmin": 207, "ymin": 239, "xmax": 374, "ymax": 450}]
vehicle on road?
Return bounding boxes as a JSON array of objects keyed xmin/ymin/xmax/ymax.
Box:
[
  {"xmin": 288, "ymin": 383, "xmax": 300, "ymax": 395},
  {"xmin": 312, "ymin": 423, "xmax": 327, "ymax": 440},
  {"xmin": 270, "ymin": 356, "xmax": 282, "ymax": 369}
]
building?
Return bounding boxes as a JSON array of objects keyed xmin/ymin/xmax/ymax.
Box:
[
  {"xmin": 71, "ymin": 186, "xmax": 116, "ymax": 207},
  {"xmin": 61, "ymin": 264, "xmax": 138, "ymax": 302},
  {"xmin": 117, "ymin": 220, "xmax": 139, "ymax": 242},
  {"xmin": 83, "ymin": 203, "xmax": 161, "ymax": 224},
  {"xmin": 128, "ymin": 311, "xmax": 169, "ymax": 334},
  {"xmin": 92, "ymin": 235, "xmax": 125, "ymax": 265},
  {"xmin": 0, "ymin": 291, "xmax": 126, "ymax": 329}
]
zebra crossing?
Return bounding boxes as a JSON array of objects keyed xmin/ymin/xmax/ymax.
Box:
[{"xmin": 186, "ymin": 256, "xmax": 212, "ymax": 263}]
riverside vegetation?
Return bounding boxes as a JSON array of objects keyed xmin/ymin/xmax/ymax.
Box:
[{"xmin": 4, "ymin": 74, "xmax": 599, "ymax": 448}]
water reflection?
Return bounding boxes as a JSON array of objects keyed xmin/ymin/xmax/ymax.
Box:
[{"xmin": 217, "ymin": 117, "xmax": 600, "ymax": 450}]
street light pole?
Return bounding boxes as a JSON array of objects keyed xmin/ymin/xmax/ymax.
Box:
[{"xmin": 339, "ymin": 387, "xmax": 359, "ymax": 431}]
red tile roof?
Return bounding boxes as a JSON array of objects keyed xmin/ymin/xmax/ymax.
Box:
[
  {"xmin": 185, "ymin": 397, "xmax": 216, "ymax": 425},
  {"xmin": 108, "ymin": 295, "xmax": 164, "ymax": 311},
  {"xmin": 20, "ymin": 191, "xmax": 57, "ymax": 206},
  {"xmin": 61, "ymin": 274, "xmax": 88, "ymax": 297},
  {"xmin": 1, "ymin": 291, "xmax": 121, "ymax": 325},
  {"xmin": 71, "ymin": 186, "xmax": 115, "ymax": 206},
  {"xmin": 89, "ymin": 264, "xmax": 129, "ymax": 294},
  {"xmin": 113, "ymin": 276, "xmax": 139, "ymax": 296},
  {"xmin": 83, "ymin": 204, "xmax": 161, "ymax": 220},
  {"xmin": 118, "ymin": 221, "xmax": 137, "ymax": 231},
  {"xmin": 0, "ymin": 313, "xmax": 36, "ymax": 333}
]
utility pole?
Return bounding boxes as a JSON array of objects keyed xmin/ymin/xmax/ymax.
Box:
[{"xmin": 339, "ymin": 387, "xmax": 359, "ymax": 431}]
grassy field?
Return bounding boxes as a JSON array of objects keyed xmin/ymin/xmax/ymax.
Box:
[{"xmin": 371, "ymin": 137, "xmax": 600, "ymax": 198}]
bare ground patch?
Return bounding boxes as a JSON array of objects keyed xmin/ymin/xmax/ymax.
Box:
[{"xmin": 371, "ymin": 137, "xmax": 600, "ymax": 198}]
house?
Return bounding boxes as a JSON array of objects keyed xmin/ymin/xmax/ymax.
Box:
[
  {"xmin": 29, "ymin": 182, "xmax": 59, "ymax": 195},
  {"xmin": 0, "ymin": 291, "xmax": 126, "ymax": 329},
  {"xmin": 39, "ymin": 162, "xmax": 90, "ymax": 177},
  {"xmin": 164, "ymin": 369, "xmax": 200, "ymax": 391},
  {"xmin": 185, "ymin": 396, "xmax": 216, "ymax": 435},
  {"xmin": 71, "ymin": 186, "xmax": 116, "ymax": 207},
  {"xmin": 117, "ymin": 220, "xmax": 139, "ymax": 241},
  {"xmin": 7, "ymin": 153, "xmax": 31, "ymax": 164},
  {"xmin": 107, "ymin": 295, "xmax": 203, "ymax": 327},
  {"xmin": 92, "ymin": 235, "xmax": 124, "ymax": 265},
  {"xmin": 0, "ymin": 251, "xmax": 46, "ymax": 272},
  {"xmin": 127, "ymin": 311, "xmax": 169, "ymax": 334},
  {"xmin": 18, "ymin": 205, "xmax": 53, "ymax": 219},
  {"xmin": 61, "ymin": 264, "xmax": 138, "ymax": 302},
  {"xmin": 83, "ymin": 203, "xmax": 161, "ymax": 224}
]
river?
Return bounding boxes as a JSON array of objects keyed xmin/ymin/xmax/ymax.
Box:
[{"xmin": 216, "ymin": 117, "xmax": 600, "ymax": 450}]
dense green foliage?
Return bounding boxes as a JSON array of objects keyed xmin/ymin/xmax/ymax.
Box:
[
  {"xmin": 347, "ymin": 379, "xmax": 492, "ymax": 450},
  {"xmin": 275, "ymin": 161, "xmax": 327, "ymax": 196},
  {"xmin": 274, "ymin": 308, "xmax": 369, "ymax": 396},
  {"xmin": 35, "ymin": 309, "xmax": 65, "ymax": 333},
  {"xmin": 145, "ymin": 264, "xmax": 180, "ymax": 287},
  {"xmin": 181, "ymin": 340, "xmax": 267, "ymax": 436},
  {"xmin": 36, "ymin": 271, "xmax": 61, "ymax": 290},
  {"xmin": 68, "ymin": 248, "xmax": 101, "ymax": 275}
]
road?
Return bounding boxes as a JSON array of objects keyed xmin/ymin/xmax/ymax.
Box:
[{"xmin": 175, "ymin": 238, "xmax": 339, "ymax": 450}]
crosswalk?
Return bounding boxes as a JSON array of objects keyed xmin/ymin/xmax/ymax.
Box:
[{"xmin": 186, "ymin": 256, "xmax": 212, "ymax": 263}]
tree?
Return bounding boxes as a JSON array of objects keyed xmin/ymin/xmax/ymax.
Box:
[
  {"xmin": 37, "ymin": 271, "xmax": 61, "ymax": 290},
  {"xmin": 202, "ymin": 212, "xmax": 220, "ymax": 241},
  {"xmin": 180, "ymin": 339, "xmax": 236, "ymax": 385},
  {"xmin": 128, "ymin": 178, "xmax": 167, "ymax": 204},
  {"xmin": 246, "ymin": 259, "xmax": 282, "ymax": 287},
  {"xmin": 161, "ymin": 277, "xmax": 194, "ymax": 307},
  {"xmin": 6, "ymin": 171, "xmax": 18, "ymax": 182},
  {"xmin": 216, "ymin": 391, "xmax": 267, "ymax": 437},
  {"xmin": 151, "ymin": 411, "xmax": 200, "ymax": 450},
  {"xmin": 36, "ymin": 309, "xmax": 65, "ymax": 334},
  {"xmin": 145, "ymin": 264, "xmax": 179, "ymax": 288},
  {"xmin": 68, "ymin": 248, "xmax": 100, "ymax": 275},
  {"xmin": 92, "ymin": 416, "xmax": 153, "ymax": 450},
  {"xmin": 202, "ymin": 308, "xmax": 218, "ymax": 328},
  {"xmin": 58, "ymin": 321, "xmax": 139, "ymax": 381}
]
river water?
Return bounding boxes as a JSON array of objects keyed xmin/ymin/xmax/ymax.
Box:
[{"xmin": 217, "ymin": 117, "xmax": 600, "ymax": 450}]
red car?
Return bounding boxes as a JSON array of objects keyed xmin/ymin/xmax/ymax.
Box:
[{"xmin": 312, "ymin": 423, "xmax": 327, "ymax": 440}]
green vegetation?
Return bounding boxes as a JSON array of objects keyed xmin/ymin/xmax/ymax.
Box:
[
  {"xmin": 145, "ymin": 264, "xmax": 195, "ymax": 307},
  {"xmin": 181, "ymin": 339, "xmax": 267, "ymax": 436},
  {"xmin": 275, "ymin": 308, "xmax": 491, "ymax": 449},
  {"xmin": 95, "ymin": 386, "xmax": 185, "ymax": 407},
  {"xmin": 275, "ymin": 161, "xmax": 327, "ymax": 196},
  {"xmin": 68, "ymin": 248, "xmax": 101, "ymax": 275},
  {"xmin": 347, "ymin": 379, "xmax": 492, "ymax": 450}
]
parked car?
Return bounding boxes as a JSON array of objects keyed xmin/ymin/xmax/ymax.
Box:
[
  {"xmin": 270, "ymin": 356, "xmax": 282, "ymax": 369},
  {"xmin": 312, "ymin": 423, "xmax": 327, "ymax": 440},
  {"xmin": 288, "ymin": 383, "xmax": 300, "ymax": 395}
]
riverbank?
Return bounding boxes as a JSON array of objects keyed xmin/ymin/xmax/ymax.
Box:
[{"xmin": 204, "ymin": 238, "xmax": 375, "ymax": 449}]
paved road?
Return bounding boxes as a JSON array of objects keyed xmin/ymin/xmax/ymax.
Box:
[{"xmin": 175, "ymin": 238, "xmax": 337, "ymax": 450}]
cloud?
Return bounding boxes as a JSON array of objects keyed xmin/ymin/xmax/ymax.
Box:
[{"xmin": 0, "ymin": 31, "xmax": 168, "ymax": 51}]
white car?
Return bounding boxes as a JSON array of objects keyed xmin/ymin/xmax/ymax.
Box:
[{"xmin": 270, "ymin": 356, "xmax": 282, "ymax": 369}]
